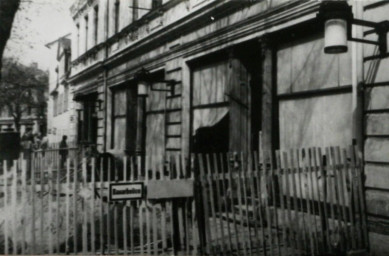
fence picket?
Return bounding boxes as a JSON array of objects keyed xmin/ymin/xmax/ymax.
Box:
[
  {"xmin": 240, "ymin": 152, "xmax": 253, "ymax": 256},
  {"xmin": 289, "ymin": 150, "xmax": 303, "ymax": 253},
  {"xmin": 198, "ymin": 154, "xmax": 212, "ymax": 254},
  {"xmin": 275, "ymin": 151, "xmax": 288, "ymax": 254},
  {"xmin": 107, "ymin": 158, "xmax": 112, "ymax": 254},
  {"xmin": 306, "ymin": 148, "xmax": 319, "ymax": 254},
  {"xmin": 138, "ymin": 156, "xmax": 144, "ymax": 255},
  {"xmin": 56, "ymin": 154, "xmax": 61, "ymax": 253},
  {"xmin": 39, "ymin": 155, "xmax": 44, "ymax": 253},
  {"xmin": 329, "ymin": 147, "xmax": 344, "ymax": 252},
  {"xmin": 316, "ymin": 147, "xmax": 330, "ymax": 251},
  {"xmin": 65, "ymin": 159, "xmax": 70, "ymax": 254},
  {"xmin": 191, "ymin": 154, "xmax": 198, "ymax": 256},
  {"xmin": 12, "ymin": 160, "xmax": 17, "ymax": 255},
  {"xmin": 252, "ymin": 151, "xmax": 265, "ymax": 255},
  {"xmin": 48, "ymin": 158, "xmax": 53, "ymax": 254},
  {"xmin": 298, "ymin": 149, "xmax": 314, "ymax": 255},
  {"xmin": 282, "ymin": 151, "xmax": 295, "ymax": 254},
  {"xmin": 219, "ymin": 152, "xmax": 233, "ymax": 252},
  {"xmin": 334, "ymin": 147, "xmax": 348, "ymax": 251},
  {"xmin": 325, "ymin": 147, "xmax": 337, "ymax": 254},
  {"xmin": 21, "ymin": 160, "xmax": 27, "ymax": 255},
  {"xmin": 341, "ymin": 148, "xmax": 352, "ymax": 250},
  {"xmin": 113, "ymin": 160, "xmax": 119, "ymax": 255},
  {"xmin": 205, "ymin": 154, "xmax": 219, "ymax": 253},
  {"xmin": 82, "ymin": 158, "xmax": 88, "ymax": 254},
  {"xmin": 73, "ymin": 157, "xmax": 78, "ymax": 254},
  {"xmin": 213, "ymin": 153, "xmax": 226, "ymax": 254},
  {"xmin": 176, "ymin": 155, "xmax": 185, "ymax": 252},
  {"xmin": 31, "ymin": 158, "xmax": 36, "ymax": 255},
  {"xmin": 269, "ymin": 152, "xmax": 281, "ymax": 256},
  {"xmin": 354, "ymin": 146, "xmax": 368, "ymax": 249},
  {"xmin": 99, "ymin": 158, "xmax": 104, "ymax": 255},
  {"xmin": 122, "ymin": 156, "xmax": 128, "ymax": 255},
  {"xmin": 349, "ymin": 146, "xmax": 362, "ymax": 247},
  {"xmin": 91, "ymin": 158, "xmax": 96, "ymax": 254},
  {"xmin": 145, "ymin": 156, "xmax": 151, "ymax": 255}
]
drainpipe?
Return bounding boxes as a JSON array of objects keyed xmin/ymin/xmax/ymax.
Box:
[
  {"xmin": 103, "ymin": 0, "xmax": 110, "ymax": 152},
  {"xmin": 351, "ymin": 1, "xmax": 364, "ymax": 157}
]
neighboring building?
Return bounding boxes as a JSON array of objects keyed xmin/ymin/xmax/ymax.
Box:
[
  {"xmin": 0, "ymin": 61, "xmax": 47, "ymax": 135},
  {"xmin": 68, "ymin": 0, "xmax": 389, "ymax": 254},
  {"xmin": 46, "ymin": 34, "xmax": 77, "ymax": 144}
]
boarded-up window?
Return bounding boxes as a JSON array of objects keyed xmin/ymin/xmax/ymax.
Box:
[
  {"xmin": 112, "ymin": 89, "xmax": 126, "ymax": 150},
  {"xmin": 192, "ymin": 61, "xmax": 228, "ymax": 107},
  {"xmin": 277, "ymin": 34, "xmax": 352, "ymax": 149},
  {"xmin": 192, "ymin": 61, "xmax": 229, "ymax": 138},
  {"xmin": 279, "ymin": 94, "xmax": 352, "ymax": 149},
  {"xmin": 144, "ymin": 76, "xmax": 166, "ymax": 171},
  {"xmin": 145, "ymin": 112, "xmax": 165, "ymax": 171},
  {"xmin": 191, "ymin": 58, "xmax": 252, "ymax": 153}
]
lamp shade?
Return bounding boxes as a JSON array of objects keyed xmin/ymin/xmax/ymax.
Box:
[
  {"xmin": 317, "ymin": 1, "xmax": 353, "ymax": 54},
  {"xmin": 137, "ymin": 80, "xmax": 148, "ymax": 97},
  {"xmin": 324, "ymin": 18, "xmax": 348, "ymax": 54}
]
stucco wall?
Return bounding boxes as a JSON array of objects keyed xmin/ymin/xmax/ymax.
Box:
[{"xmin": 362, "ymin": 1, "xmax": 389, "ymax": 255}]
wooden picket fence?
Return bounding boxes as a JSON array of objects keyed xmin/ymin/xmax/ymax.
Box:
[
  {"xmin": 196, "ymin": 146, "xmax": 368, "ymax": 255},
  {"xmin": 0, "ymin": 145, "xmax": 367, "ymax": 255},
  {"xmin": 0, "ymin": 153, "xmax": 197, "ymax": 255}
]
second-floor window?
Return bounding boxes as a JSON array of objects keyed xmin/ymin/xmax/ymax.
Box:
[
  {"xmin": 76, "ymin": 23, "xmax": 80, "ymax": 57},
  {"xmin": 114, "ymin": 0, "xmax": 120, "ymax": 33},
  {"xmin": 64, "ymin": 86, "xmax": 69, "ymax": 111},
  {"xmin": 132, "ymin": 0, "xmax": 138, "ymax": 22},
  {"xmin": 94, "ymin": 6, "xmax": 98, "ymax": 45},
  {"xmin": 53, "ymin": 95, "xmax": 58, "ymax": 116},
  {"xmin": 85, "ymin": 15, "xmax": 89, "ymax": 50},
  {"xmin": 152, "ymin": 0, "xmax": 162, "ymax": 9}
]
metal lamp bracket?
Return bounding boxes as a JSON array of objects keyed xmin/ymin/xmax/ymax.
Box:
[
  {"xmin": 150, "ymin": 80, "xmax": 178, "ymax": 96},
  {"xmin": 349, "ymin": 19, "xmax": 389, "ymax": 55}
]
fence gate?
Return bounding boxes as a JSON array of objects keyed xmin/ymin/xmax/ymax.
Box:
[{"xmin": 196, "ymin": 146, "xmax": 368, "ymax": 255}]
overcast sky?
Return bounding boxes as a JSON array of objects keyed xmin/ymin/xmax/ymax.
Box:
[{"xmin": 4, "ymin": 0, "xmax": 74, "ymax": 71}]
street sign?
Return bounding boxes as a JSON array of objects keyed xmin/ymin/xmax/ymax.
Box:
[{"xmin": 109, "ymin": 182, "xmax": 144, "ymax": 201}]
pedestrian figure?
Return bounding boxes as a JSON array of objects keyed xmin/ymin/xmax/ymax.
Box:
[
  {"xmin": 21, "ymin": 128, "xmax": 33, "ymax": 179},
  {"xmin": 59, "ymin": 135, "xmax": 68, "ymax": 170}
]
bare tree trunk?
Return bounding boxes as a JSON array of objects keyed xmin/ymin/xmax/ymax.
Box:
[{"xmin": 0, "ymin": 0, "xmax": 21, "ymax": 80}]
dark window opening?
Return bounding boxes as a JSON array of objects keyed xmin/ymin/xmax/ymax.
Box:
[
  {"xmin": 114, "ymin": 0, "xmax": 120, "ymax": 33},
  {"xmin": 192, "ymin": 114, "xmax": 229, "ymax": 154},
  {"xmin": 152, "ymin": 0, "xmax": 162, "ymax": 9},
  {"xmin": 84, "ymin": 15, "xmax": 89, "ymax": 50},
  {"xmin": 94, "ymin": 6, "xmax": 99, "ymax": 45},
  {"xmin": 78, "ymin": 97, "xmax": 98, "ymax": 145},
  {"xmin": 132, "ymin": 0, "xmax": 138, "ymax": 21}
]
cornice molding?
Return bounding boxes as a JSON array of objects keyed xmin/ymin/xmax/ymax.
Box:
[{"xmin": 69, "ymin": 0, "xmax": 320, "ymax": 86}]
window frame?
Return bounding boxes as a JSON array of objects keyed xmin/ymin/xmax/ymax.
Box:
[
  {"xmin": 114, "ymin": 0, "xmax": 120, "ymax": 33},
  {"xmin": 94, "ymin": 5, "xmax": 99, "ymax": 45},
  {"xmin": 111, "ymin": 87, "xmax": 127, "ymax": 150}
]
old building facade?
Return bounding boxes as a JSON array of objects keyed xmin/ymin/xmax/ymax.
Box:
[
  {"xmin": 46, "ymin": 34, "xmax": 76, "ymax": 143},
  {"xmin": 68, "ymin": 0, "xmax": 389, "ymax": 254}
]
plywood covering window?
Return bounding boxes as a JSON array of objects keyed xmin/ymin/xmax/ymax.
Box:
[
  {"xmin": 277, "ymin": 34, "xmax": 352, "ymax": 149},
  {"xmin": 112, "ymin": 89, "xmax": 126, "ymax": 150},
  {"xmin": 190, "ymin": 51, "xmax": 260, "ymax": 154},
  {"xmin": 191, "ymin": 60, "xmax": 230, "ymax": 153},
  {"xmin": 145, "ymin": 77, "xmax": 165, "ymax": 171}
]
